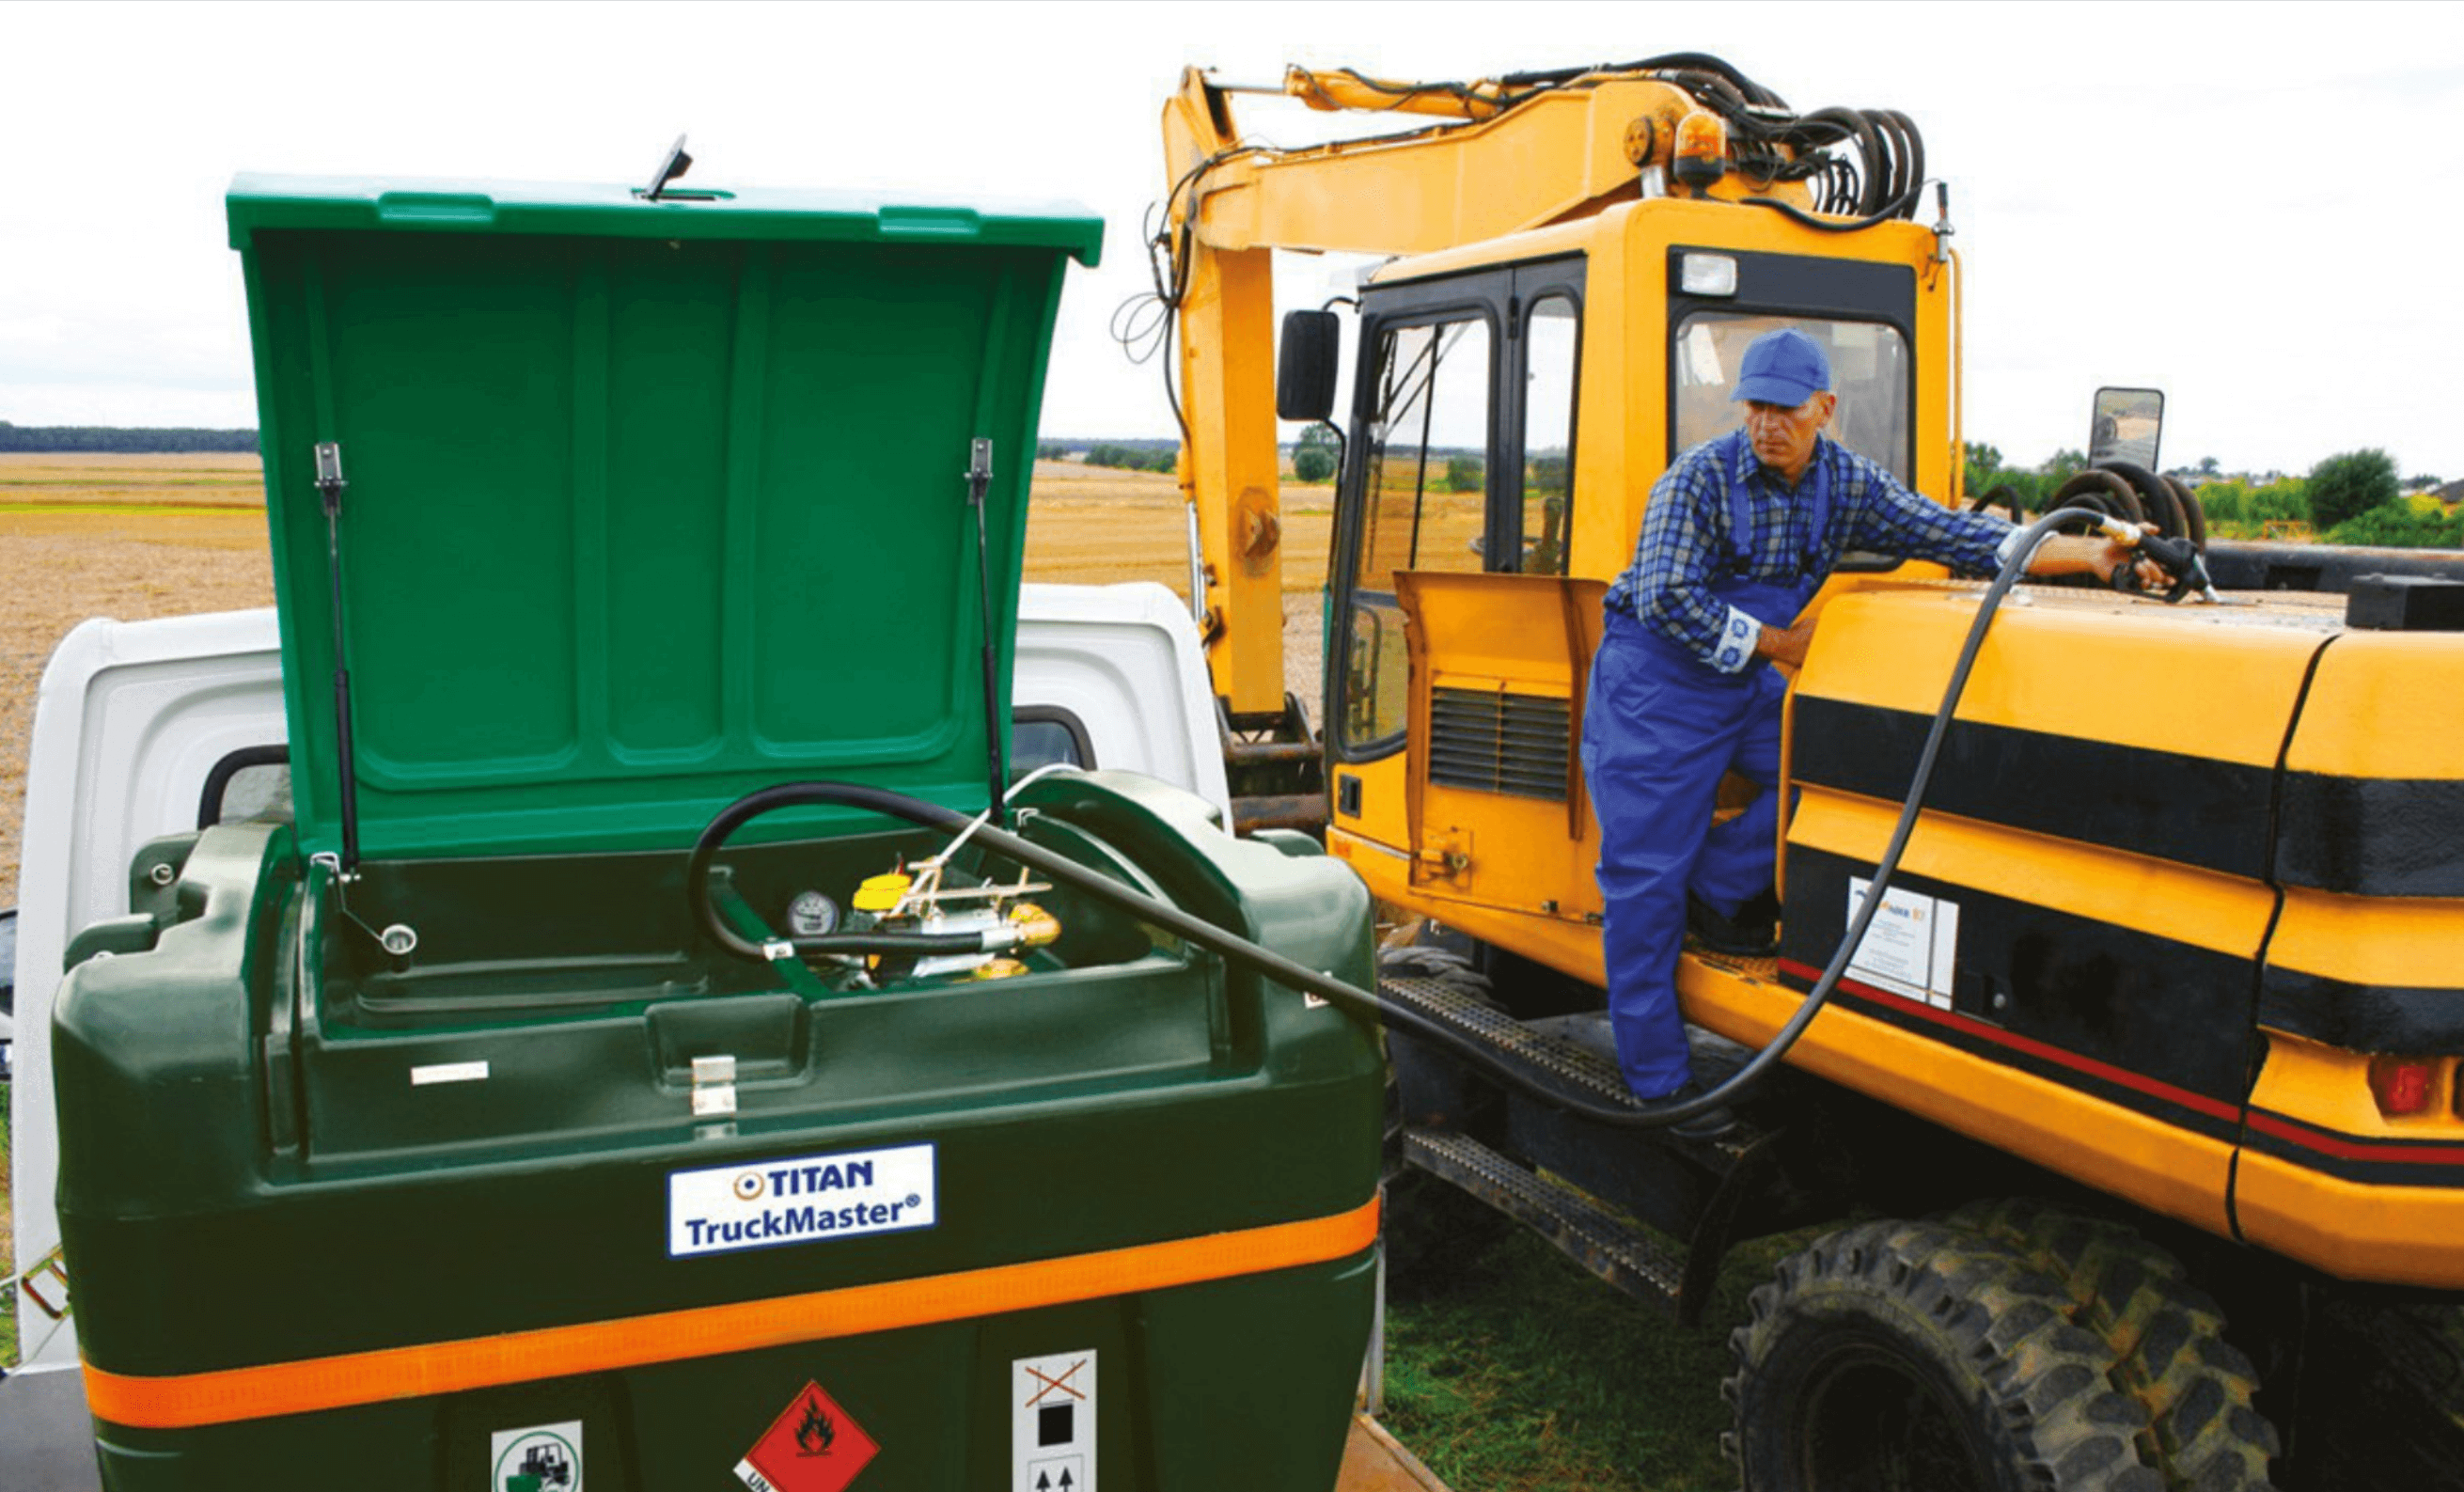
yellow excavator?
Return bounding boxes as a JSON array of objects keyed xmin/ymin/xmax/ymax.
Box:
[{"xmin": 1148, "ymin": 55, "xmax": 2464, "ymax": 1490}]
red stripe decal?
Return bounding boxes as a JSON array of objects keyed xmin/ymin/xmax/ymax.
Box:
[
  {"xmin": 2243, "ymin": 1109, "xmax": 2464, "ymax": 1167},
  {"xmin": 1776, "ymin": 957, "xmax": 2242, "ymax": 1123},
  {"xmin": 1777, "ymin": 958, "xmax": 2464, "ymax": 1168}
]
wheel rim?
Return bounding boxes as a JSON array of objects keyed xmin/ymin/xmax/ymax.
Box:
[{"xmin": 1793, "ymin": 1334, "xmax": 2000, "ymax": 1492}]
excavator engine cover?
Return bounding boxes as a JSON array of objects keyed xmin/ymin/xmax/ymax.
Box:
[
  {"xmin": 1781, "ymin": 584, "xmax": 2464, "ymax": 1286},
  {"xmin": 50, "ymin": 175, "xmax": 1384, "ymax": 1490}
]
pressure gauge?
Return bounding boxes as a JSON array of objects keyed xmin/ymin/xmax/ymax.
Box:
[{"xmin": 786, "ymin": 889, "xmax": 840, "ymax": 938}]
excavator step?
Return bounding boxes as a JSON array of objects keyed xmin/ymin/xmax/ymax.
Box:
[
  {"xmin": 1380, "ymin": 974, "xmax": 1636, "ymax": 1106},
  {"xmin": 1401, "ymin": 1127, "xmax": 1688, "ymax": 1313},
  {"xmin": 1377, "ymin": 974, "xmax": 1769, "ymax": 1161}
]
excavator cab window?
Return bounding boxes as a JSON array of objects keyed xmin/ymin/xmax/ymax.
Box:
[
  {"xmin": 1521, "ymin": 294, "xmax": 1579, "ymax": 576},
  {"xmin": 1672, "ymin": 312, "xmax": 1912, "ymax": 480},
  {"xmin": 1344, "ymin": 312, "xmax": 1496, "ymax": 746},
  {"xmin": 1333, "ymin": 259, "xmax": 1586, "ymax": 756}
]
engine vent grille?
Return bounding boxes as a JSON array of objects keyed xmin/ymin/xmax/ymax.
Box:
[{"xmin": 1430, "ymin": 687, "xmax": 1569, "ymax": 801}]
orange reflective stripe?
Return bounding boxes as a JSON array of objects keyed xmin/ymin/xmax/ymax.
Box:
[{"xmin": 86, "ymin": 1196, "xmax": 1378, "ymax": 1430}]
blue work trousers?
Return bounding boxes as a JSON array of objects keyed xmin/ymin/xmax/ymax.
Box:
[{"xmin": 1580, "ymin": 609, "xmax": 1786, "ymax": 1098}]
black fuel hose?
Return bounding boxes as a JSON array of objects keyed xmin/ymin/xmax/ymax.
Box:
[
  {"xmin": 684, "ymin": 781, "xmax": 1687, "ymax": 1111},
  {"xmin": 686, "ymin": 508, "xmax": 2147, "ymax": 1130}
]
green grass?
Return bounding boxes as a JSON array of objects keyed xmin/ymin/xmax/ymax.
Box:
[{"xmin": 1380, "ymin": 1183, "xmax": 1805, "ymax": 1491}]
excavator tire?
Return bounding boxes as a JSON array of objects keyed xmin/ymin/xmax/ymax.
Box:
[
  {"xmin": 1727, "ymin": 1219, "xmax": 2164, "ymax": 1492},
  {"xmin": 2297, "ymin": 1297, "xmax": 2464, "ymax": 1491},
  {"xmin": 1948, "ymin": 1200, "xmax": 2281, "ymax": 1490}
]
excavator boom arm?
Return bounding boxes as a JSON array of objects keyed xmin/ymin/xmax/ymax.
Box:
[{"xmin": 1158, "ymin": 60, "xmax": 1870, "ymax": 716}]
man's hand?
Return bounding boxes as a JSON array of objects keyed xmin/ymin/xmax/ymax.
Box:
[
  {"xmin": 1754, "ymin": 619, "xmax": 1814, "ymax": 668},
  {"xmin": 2026, "ymin": 527, "xmax": 2174, "ymax": 591}
]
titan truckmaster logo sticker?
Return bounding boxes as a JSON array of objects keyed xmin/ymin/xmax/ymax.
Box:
[
  {"xmin": 490, "ymin": 1421, "xmax": 581, "ymax": 1492},
  {"xmin": 734, "ymin": 1381, "xmax": 880, "ymax": 1492},
  {"xmin": 668, "ymin": 1143, "xmax": 936, "ymax": 1258}
]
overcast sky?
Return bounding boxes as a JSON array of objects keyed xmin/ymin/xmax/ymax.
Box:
[{"xmin": 6, "ymin": 1, "xmax": 2459, "ymax": 477}]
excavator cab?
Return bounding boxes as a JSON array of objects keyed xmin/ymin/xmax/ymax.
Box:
[{"xmin": 1312, "ymin": 212, "xmax": 1959, "ymax": 996}]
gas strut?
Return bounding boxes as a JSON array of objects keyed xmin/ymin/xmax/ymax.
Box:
[
  {"xmin": 314, "ymin": 441, "xmax": 362, "ymax": 873},
  {"xmin": 965, "ymin": 438, "xmax": 1009, "ymax": 828},
  {"xmin": 689, "ymin": 507, "xmax": 2189, "ymax": 1129}
]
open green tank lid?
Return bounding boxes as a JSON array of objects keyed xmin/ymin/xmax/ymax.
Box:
[{"xmin": 229, "ymin": 172, "xmax": 1101, "ymax": 861}]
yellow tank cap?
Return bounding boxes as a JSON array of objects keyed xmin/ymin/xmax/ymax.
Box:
[
  {"xmin": 852, "ymin": 872, "xmax": 912, "ymax": 913},
  {"xmin": 1008, "ymin": 902, "xmax": 1062, "ymax": 947},
  {"xmin": 973, "ymin": 958, "xmax": 1031, "ymax": 980}
]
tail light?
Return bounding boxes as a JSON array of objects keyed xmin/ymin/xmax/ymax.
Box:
[{"xmin": 2370, "ymin": 1056, "xmax": 2438, "ymax": 1118}]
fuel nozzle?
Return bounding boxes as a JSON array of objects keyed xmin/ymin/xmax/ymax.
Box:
[{"xmin": 2095, "ymin": 515, "xmax": 2221, "ymax": 605}]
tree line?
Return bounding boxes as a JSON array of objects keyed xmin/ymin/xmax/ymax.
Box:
[
  {"xmin": 1041, "ymin": 439, "xmax": 1176, "ymax": 474},
  {"xmin": 1968, "ymin": 444, "xmax": 2454, "ymax": 549},
  {"xmin": 0, "ymin": 421, "xmax": 259, "ymax": 454}
]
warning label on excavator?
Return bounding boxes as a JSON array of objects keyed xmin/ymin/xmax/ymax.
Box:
[
  {"xmin": 1013, "ymin": 1350, "xmax": 1096, "ymax": 1492},
  {"xmin": 734, "ymin": 1381, "xmax": 879, "ymax": 1492},
  {"xmin": 1846, "ymin": 877, "xmax": 1960, "ymax": 1010}
]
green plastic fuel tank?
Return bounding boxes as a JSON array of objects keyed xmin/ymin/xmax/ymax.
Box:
[{"xmin": 51, "ymin": 173, "xmax": 1384, "ymax": 1492}]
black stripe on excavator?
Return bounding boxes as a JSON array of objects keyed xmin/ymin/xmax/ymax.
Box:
[
  {"xmin": 2242, "ymin": 1107, "xmax": 2464, "ymax": 1188},
  {"xmin": 1782, "ymin": 961, "xmax": 2464, "ymax": 1186},
  {"xmin": 1773, "ymin": 957, "xmax": 2244, "ymax": 1147},
  {"xmin": 1788, "ymin": 696, "xmax": 2274, "ymax": 881},
  {"xmin": 1780, "ymin": 848, "xmax": 2256, "ymax": 1111},
  {"xmin": 2274, "ymin": 774, "xmax": 2464, "ymax": 898},
  {"xmin": 2259, "ymin": 967, "xmax": 2464, "ymax": 1055}
]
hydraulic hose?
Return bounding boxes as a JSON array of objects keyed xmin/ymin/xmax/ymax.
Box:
[
  {"xmin": 689, "ymin": 509, "xmax": 2155, "ymax": 1131},
  {"xmin": 1738, "ymin": 184, "xmax": 1924, "ymax": 234}
]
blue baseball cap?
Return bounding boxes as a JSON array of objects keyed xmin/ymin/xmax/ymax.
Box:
[{"xmin": 1731, "ymin": 328, "xmax": 1831, "ymax": 406}]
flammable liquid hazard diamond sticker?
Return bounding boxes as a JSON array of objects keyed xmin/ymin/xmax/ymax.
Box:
[{"xmin": 734, "ymin": 1381, "xmax": 879, "ymax": 1492}]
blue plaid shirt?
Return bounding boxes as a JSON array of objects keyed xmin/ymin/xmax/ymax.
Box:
[{"xmin": 1605, "ymin": 429, "xmax": 2015, "ymax": 671}]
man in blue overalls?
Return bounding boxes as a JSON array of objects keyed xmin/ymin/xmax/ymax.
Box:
[{"xmin": 1583, "ymin": 328, "xmax": 2152, "ymax": 1135}]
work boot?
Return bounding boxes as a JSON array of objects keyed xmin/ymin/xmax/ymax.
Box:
[
  {"xmin": 1687, "ymin": 889, "xmax": 1780, "ymax": 957},
  {"xmin": 1637, "ymin": 1077, "xmax": 1738, "ymax": 1140}
]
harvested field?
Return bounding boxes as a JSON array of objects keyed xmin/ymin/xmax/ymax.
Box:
[
  {"xmin": 0, "ymin": 452, "xmax": 264, "ymax": 510},
  {"xmin": 0, "ymin": 454, "xmax": 1336, "ymax": 902}
]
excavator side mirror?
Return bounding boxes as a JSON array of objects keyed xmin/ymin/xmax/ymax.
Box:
[
  {"xmin": 1276, "ymin": 310, "xmax": 1342, "ymax": 423},
  {"xmin": 2088, "ymin": 386, "xmax": 2164, "ymax": 472}
]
